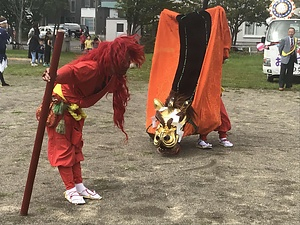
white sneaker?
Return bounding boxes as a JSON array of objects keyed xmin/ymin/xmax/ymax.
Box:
[
  {"xmin": 219, "ymin": 138, "xmax": 233, "ymax": 147},
  {"xmin": 78, "ymin": 188, "xmax": 102, "ymax": 200},
  {"xmin": 196, "ymin": 139, "xmax": 213, "ymax": 149},
  {"xmin": 64, "ymin": 188, "xmax": 86, "ymax": 205}
]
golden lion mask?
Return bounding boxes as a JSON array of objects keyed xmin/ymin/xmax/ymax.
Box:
[{"xmin": 152, "ymin": 97, "xmax": 190, "ymax": 155}]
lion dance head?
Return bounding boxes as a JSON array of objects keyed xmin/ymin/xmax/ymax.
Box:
[{"xmin": 150, "ymin": 92, "xmax": 195, "ymax": 155}]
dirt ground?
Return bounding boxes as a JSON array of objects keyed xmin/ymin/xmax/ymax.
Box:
[{"xmin": 0, "ymin": 61, "xmax": 299, "ymax": 225}]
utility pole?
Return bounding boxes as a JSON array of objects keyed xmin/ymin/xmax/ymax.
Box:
[{"xmin": 95, "ymin": 0, "xmax": 102, "ymax": 36}]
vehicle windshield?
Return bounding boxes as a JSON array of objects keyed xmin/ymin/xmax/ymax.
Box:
[{"xmin": 267, "ymin": 20, "xmax": 300, "ymax": 42}]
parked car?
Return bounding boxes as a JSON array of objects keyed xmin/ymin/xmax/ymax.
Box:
[{"xmin": 60, "ymin": 23, "xmax": 81, "ymax": 38}]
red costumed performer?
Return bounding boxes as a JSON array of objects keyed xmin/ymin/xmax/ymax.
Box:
[
  {"xmin": 41, "ymin": 35, "xmax": 145, "ymax": 205},
  {"xmin": 197, "ymin": 91, "xmax": 233, "ymax": 149},
  {"xmin": 145, "ymin": 7, "xmax": 232, "ymax": 155}
]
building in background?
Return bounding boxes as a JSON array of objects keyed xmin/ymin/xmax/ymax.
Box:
[
  {"xmin": 49, "ymin": 1, "xmax": 266, "ymax": 44},
  {"xmin": 236, "ymin": 22, "xmax": 267, "ymax": 46},
  {"xmin": 105, "ymin": 17, "xmax": 127, "ymax": 41},
  {"xmin": 47, "ymin": 0, "xmax": 127, "ymax": 40}
]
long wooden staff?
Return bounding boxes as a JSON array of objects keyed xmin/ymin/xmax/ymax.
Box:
[{"xmin": 20, "ymin": 31, "xmax": 64, "ymax": 216}]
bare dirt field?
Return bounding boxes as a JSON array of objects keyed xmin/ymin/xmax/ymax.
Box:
[{"xmin": 0, "ymin": 63, "xmax": 299, "ymax": 225}]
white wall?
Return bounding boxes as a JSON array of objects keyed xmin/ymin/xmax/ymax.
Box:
[
  {"xmin": 81, "ymin": 8, "xmax": 96, "ymax": 34},
  {"xmin": 109, "ymin": 9, "xmax": 118, "ymax": 18},
  {"xmin": 81, "ymin": 8, "xmax": 95, "ymax": 17},
  {"xmin": 236, "ymin": 22, "xmax": 267, "ymax": 46},
  {"xmin": 106, "ymin": 19, "xmax": 128, "ymax": 41}
]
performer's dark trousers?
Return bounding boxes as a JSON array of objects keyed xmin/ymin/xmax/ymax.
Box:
[
  {"xmin": 279, "ymin": 55, "xmax": 296, "ymax": 88},
  {"xmin": 0, "ymin": 72, "xmax": 6, "ymax": 85}
]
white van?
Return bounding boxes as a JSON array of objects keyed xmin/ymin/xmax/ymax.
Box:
[{"xmin": 262, "ymin": 19, "xmax": 300, "ymax": 82}]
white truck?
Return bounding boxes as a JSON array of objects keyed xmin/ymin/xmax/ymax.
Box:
[{"xmin": 262, "ymin": 18, "xmax": 300, "ymax": 82}]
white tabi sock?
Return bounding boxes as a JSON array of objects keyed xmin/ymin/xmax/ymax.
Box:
[
  {"xmin": 66, "ymin": 187, "xmax": 77, "ymax": 194},
  {"xmin": 75, "ymin": 183, "xmax": 86, "ymax": 193}
]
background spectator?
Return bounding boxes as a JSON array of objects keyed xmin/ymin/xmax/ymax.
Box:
[
  {"xmin": 43, "ymin": 31, "xmax": 52, "ymax": 67},
  {"xmin": 0, "ymin": 16, "xmax": 10, "ymax": 86},
  {"xmin": 79, "ymin": 33, "xmax": 86, "ymax": 51},
  {"xmin": 84, "ymin": 35, "xmax": 93, "ymax": 52},
  {"xmin": 29, "ymin": 34, "xmax": 39, "ymax": 66},
  {"xmin": 36, "ymin": 40, "xmax": 45, "ymax": 64},
  {"xmin": 27, "ymin": 23, "xmax": 40, "ymax": 61},
  {"xmin": 93, "ymin": 37, "xmax": 100, "ymax": 49}
]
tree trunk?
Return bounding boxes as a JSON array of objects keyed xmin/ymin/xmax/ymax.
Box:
[
  {"xmin": 15, "ymin": 0, "xmax": 24, "ymax": 44},
  {"xmin": 17, "ymin": 20, "xmax": 22, "ymax": 44},
  {"xmin": 234, "ymin": 32, "xmax": 238, "ymax": 46},
  {"xmin": 231, "ymin": 24, "xmax": 239, "ymax": 46},
  {"xmin": 127, "ymin": 22, "xmax": 133, "ymax": 35},
  {"xmin": 17, "ymin": 1, "xmax": 24, "ymax": 44}
]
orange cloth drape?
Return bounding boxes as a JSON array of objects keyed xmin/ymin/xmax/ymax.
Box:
[{"xmin": 145, "ymin": 6, "xmax": 231, "ymax": 136}]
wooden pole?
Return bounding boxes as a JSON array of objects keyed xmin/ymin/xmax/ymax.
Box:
[{"xmin": 20, "ymin": 31, "xmax": 64, "ymax": 216}]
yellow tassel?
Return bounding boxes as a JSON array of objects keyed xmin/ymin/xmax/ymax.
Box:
[
  {"xmin": 68, "ymin": 106, "xmax": 87, "ymax": 121},
  {"xmin": 56, "ymin": 119, "xmax": 65, "ymax": 134}
]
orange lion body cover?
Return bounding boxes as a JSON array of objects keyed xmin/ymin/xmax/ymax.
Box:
[{"xmin": 145, "ymin": 7, "xmax": 231, "ymax": 154}]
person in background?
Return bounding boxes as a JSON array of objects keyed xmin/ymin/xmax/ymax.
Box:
[
  {"xmin": 7, "ymin": 24, "xmax": 13, "ymax": 40},
  {"xmin": 92, "ymin": 37, "xmax": 100, "ymax": 49},
  {"xmin": 36, "ymin": 40, "xmax": 45, "ymax": 65},
  {"xmin": 28, "ymin": 22, "xmax": 39, "ymax": 39},
  {"xmin": 278, "ymin": 27, "xmax": 298, "ymax": 91},
  {"xmin": 27, "ymin": 22, "xmax": 40, "ymax": 61},
  {"xmin": 41, "ymin": 35, "xmax": 145, "ymax": 205},
  {"xmin": 79, "ymin": 33, "xmax": 86, "ymax": 51},
  {"xmin": 84, "ymin": 26, "xmax": 89, "ymax": 36},
  {"xmin": 43, "ymin": 31, "xmax": 52, "ymax": 67},
  {"xmin": 84, "ymin": 35, "xmax": 93, "ymax": 52},
  {"xmin": 29, "ymin": 34, "xmax": 39, "ymax": 66},
  {"xmin": 0, "ymin": 16, "xmax": 10, "ymax": 86},
  {"xmin": 196, "ymin": 88, "xmax": 233, "ymax": 149}
]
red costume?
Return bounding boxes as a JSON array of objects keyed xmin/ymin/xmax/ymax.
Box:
[
  {"xmin": 79, "ymin": 34, "xmax": 86, "ymax": 51},
  {"xmin": 44, "ymin": 36, "xmax": 145, "ymax": 197},
  {"xmin": 199, "ymin": 98, "xmax": 231, "ymax": 141}
]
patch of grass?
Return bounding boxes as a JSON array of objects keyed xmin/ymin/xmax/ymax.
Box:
[
  {"xmin": 6, "ymin": 49, "xmax": 28, "ymax": 58},
  {"xmin": 0, "ymin": 192, "xmax": 9, "ymax": 198},
  {"xmin": 124, "ymin": 165, "xmax": 138, "ymax": 171},
  {"xmin": 6, "ymin": 50, "xmax": 300, "ymax": 90},
  {"xmin": 11, "ymin": 111, "xmax": 26, "ymax": 114},
  {"xmin": 6, "ymin": 50, "xmax": 80, "ymax": 77},
  {"xmin": 127, "ymin": 53, "xmax": 153, "ymax": 82},
  {"xmin": 221, "ymin": 53, "xmax": 280, "ymax": 90}
]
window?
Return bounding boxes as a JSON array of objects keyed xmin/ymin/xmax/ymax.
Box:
[
  {"xmin": 82, "ymin": 17, "xmax": 95, "ymax": 32},
  {"xmin": 245, "ymin": 23, "xmax": 255, "ymax": 35},
  {"xmin": 91, "ymin": 0, "xmax": 95, "ymax": 8},
  {"xmin": 70, "ymin": 0, "xmax": 76, "ymax": 13},
  {"xmin": 117, "ymin": 23, "xmax": 124, "ymax": 32},
  {"xmin": 267, "ymin": 20, "xmax": 300, "ymax": 42},
  {"xmin": 84, "ymin": 0, "xmax": 90, "ymax": 7}
]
